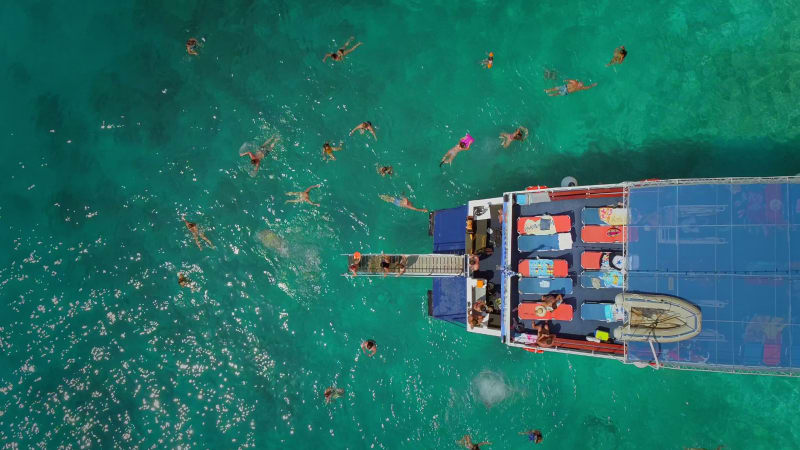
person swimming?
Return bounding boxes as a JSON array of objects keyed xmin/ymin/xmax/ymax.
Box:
[
  {"xmin": 350, "ymin": 121, "xmax": 377, "ymax": 140},
  {"xmin": 285, "ymin": 184, "xmax": 322, "ymax": 207},
  {"xmin": 545, "ymin": 79, "xmax": 597, "ymax": 96},
  {"xmin": 240, "ymin": 135, "xmax": 279, "ymax": 175},
  {"xmin": 606, "ymin": 46, "xmax": 627, "ymax": 66},
  {"xmin": 379, "ymin": 194, "xmax": 428, "ymax": 212},
  {"xmin": 377, "ymin": 165, "xmax": 394, "ymax": 177},
  {"xmin": 481, "ymin": 52, "xmax": 494, "ymax": 68},
  {"xmin": 324, "ymin": 387, "xmax": 344, "ymax": 404},
  {"xmin": 323, "ymin": 36, "xmax": 363, "ymax": 62},
  {"xmin": 499, "ymin": 127, "xmax": 528, "ymax": 148},
  {"xmin": 519, "ymin": 429, "xmax": 543, "ymax": 444},
  {"xmin": 186, "ymin": 38, "xmax": 199, "ymax": 55},
  {"xmin": 182, "ymin": 217, "xmax": 214, "ymax": 250},
  {"xmin": 361, "ymin": 339, "xmax": 377, "ymax": 356},
  {"xmin": 440, "ymin": 134, "xmax": 473, "ymax": 166},
  {"xmin": 322, "ymin": 142, "xmax": 343, "ymax": 161},
  {"xmin": 457, "ymin": 435, "xmax": 491, "ymax": 450}
]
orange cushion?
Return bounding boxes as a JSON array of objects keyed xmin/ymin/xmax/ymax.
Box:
[
  {"xmin": 519, "ymin": 302, "xmax": 574, "ymax": 321},
  {"xmin": 581, "ymin": 252, "xmax": 602, "ymax": 269},
  {"xmin": 581, "ymin": 225, "xmax": 626, "ymax": 243}
]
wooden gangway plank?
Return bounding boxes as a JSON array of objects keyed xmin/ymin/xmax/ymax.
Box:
[{"xmin": 345, "ymin": 254, "xmax": 465, "ymax": 277}]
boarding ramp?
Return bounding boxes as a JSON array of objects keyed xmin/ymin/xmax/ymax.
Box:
[{"xmin": 347, "ymin": 254, "xmax": 466, "ymax": 277}]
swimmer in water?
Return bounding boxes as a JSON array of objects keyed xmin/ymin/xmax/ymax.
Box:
[
  {"xmin": 440, "ymin": 139, "xmax": 472, "ymax": 167},
  {"xmin": 545, "ymin": 79, "xmax": 597, "ymax": 96},
  {"xmin": 519, "ymin": 429, "xmax": 543, "ymax": 444},
  {"xmin": 499, "ymin": 126, "xmax": 528, "ymax": 148},
  {"xmin": 182, "ymin": 217, "xmax": 215, "ymax": 250},
  {"xmin": 186, "ymin": 38, "xmax": 199, "ymax": 55},
  {"xmin": 285, "ymin": 184, "xmax": 322, "ymax": 207},
  {"xmin": 606, "ymin": 46, "xmax": 627, "ymax": 66},
  {"xmin": 350, "ymin": 121, "xmax": 377, "ymax": 140},
  {"xmin": 322, "ymin": 142, "xmax": 342, "ymax": 161},
  {"xmin": 377, "ymin": 165, "xmax": 394, "ymax": 177},
  {"xmin": 480, "ymin": 52, "xmax": 494, "ymax": 68},
  {"xmin": 457, "ymin": 435, "xmax": 492, "ymax": 450},
  {"xmin": 323, "ymin": 36, "xmax": 362, "ymax": 62},
  {"xmin": 240, "ymin": 135, "xmax": 279, "ymax": 175},
  {"xmin": 324, "ymin": 387, "xmax": 344, "ymax": 404},
  {"xmin": 361, "ymin": 339, "xmax": 377, "ymax": 356},
  {"xmin": 379, "ymin": 194, "xmax": 428, "ymax": 213}
]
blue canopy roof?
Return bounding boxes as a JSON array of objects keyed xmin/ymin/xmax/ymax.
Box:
[
  {"xmin": 625, "ymin": 182, "xmax": 800, "ymax": 372},
  {"xmin": 431, "ymin": 277, "xmax": 466, "ymax": 324},
  {"xmin": 433, "ymin": 206, "xmax": 467, "ymax": 254}
]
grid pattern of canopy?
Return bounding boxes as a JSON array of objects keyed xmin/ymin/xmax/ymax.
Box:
[{"xmin": 624, "ymin": 182, "xmax": 800, "ymax": 372}]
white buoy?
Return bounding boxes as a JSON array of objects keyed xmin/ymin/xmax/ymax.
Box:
[{"xmin": 561, "ymin": 176, "xmax": 578, "ymax": 187}]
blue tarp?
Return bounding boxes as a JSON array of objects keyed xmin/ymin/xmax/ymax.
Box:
[
  {"xmin": 433, "ymin": 206, "xmax": 467, "ymax": 254},
  {"xmin": 432, "ymin": 277, "xmax": 466, "ymax": 324},
  {"xmin": 625, "ymin": 182, "xmax": 800, "ymax": 371}
]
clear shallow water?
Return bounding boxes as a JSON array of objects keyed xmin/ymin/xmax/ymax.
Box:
[{"xmin": 2, "ymin": 0, "xmax": 800, "ymax": 448}]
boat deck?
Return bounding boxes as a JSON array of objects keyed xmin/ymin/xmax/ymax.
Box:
[{"xmin": 509, "ymin": 194, "xmax": 625, "ymax": 340}]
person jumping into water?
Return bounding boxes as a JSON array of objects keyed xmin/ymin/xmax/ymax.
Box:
[
  {"xmin": 182, "ymin": 217, "xmax": 214, "ymax": 250},
  {"xmin": 285, "ymin": 184, "xmax": 322, "ymax": 207},
  {"xmin": 240, "ymin": 135, "xmax": 279, "ymax": 175},
  {"xmin": 379, "ymin": 194, "xmax": 428, "ymax": 212},
  {"xmin": 322, "ymin": 142, "xmax": 342, "ymax": 161},
  {"xmin": 350, "ymin": 121, "xmax": 377, "ymax": 140},
  {"xmin": 440, "ymin": 134, "xmax": 474, "ymax": 166},
  {"xmin": 606, "ymin": 46, "xmax": 627, "ymax": 66},
  {"xmin": 519, "ymin": 429, "xmax": 543, "ymax": 444},
  {"xmin": 323, "ymin": 36, "xmax": 362, "ymax": 62},
  {"xmin": 545, "ymin": 79, "xmax": 597, "ymax": 96},
  {"xmin": 457, "ymin": 435, "xmax": 492, "ymax": 450},
  {"xmin": 499, "ymin": 127, "xmax": 528, "ymax": 148}
]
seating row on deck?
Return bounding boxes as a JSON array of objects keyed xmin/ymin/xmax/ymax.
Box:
[{"xmin": 515, "ymin": 206, "xmax": 628, "ymax": 324}]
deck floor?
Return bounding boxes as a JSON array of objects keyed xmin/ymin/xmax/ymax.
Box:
[{"xmin": 511, "ymin": 196, "xmax": 624, "ymax": 339}]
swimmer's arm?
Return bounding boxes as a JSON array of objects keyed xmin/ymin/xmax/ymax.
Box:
[{"xmin": 323, "ymin": 53, "xmax": 331, "ymax": 62}]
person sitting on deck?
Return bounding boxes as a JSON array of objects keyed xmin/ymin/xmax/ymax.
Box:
[
  {"xmin": 472, "ymin": 300, "xmax": 488, "ymax": 315},
  {"xmin": 380, "ymin": 254, "xmax": 391, "ymax": 277},
  {"xmin": 534, "ymin": 322, "xmax": 555, "ymax": 348},
  {"xmin": 541, "ymin": 293, "xmax": 563, "ymax": 311},
  {"xmin": 469, "ymin": 254, "xmax": 480, "ymax": 272},
  {"xmin": 468, "ymin": 312, "xmax": 485, "ymax": 329},
  {"xmin": 395, "ymin": 255, "xmax": 408, "ymax": 277},
  {"xmin": 348, "ymin": 251, "xmax": 362, "ymax": 276}
]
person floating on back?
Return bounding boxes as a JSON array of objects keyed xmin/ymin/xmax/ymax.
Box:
[
  {"xmin": 350, "ymin": 121, "xmax": 377, "ymax": 140},
  {"xmin": 361, "ymin": 339, "xmax": 377, "ymax": 356},
  {"xmin": 240, "ymin": 135, "xmax": 279, "ymax": 176},
  {"xmin": 379, "ymin": 194, "xmax": 428, "ymax": 213},
  {"xmin": 286, "ymin": 184, "xmax": 322, "ymax": 207},
  {"xmin": 323, "ymin": 36, "xmax": 362, "ymax": 62},
  {"xmin": 499, "ymin": 127, "xmax": 528, "ymax": 148},
  {"xmin": 545, "ymin": 79, "xmax": 597, "ymax": 96},
  {"xmin": 440, "ymin": 134, "xmax": 474, "ymax": 166},
  {"xmin": 606, "ymin": 46, "xmax": 627, "ymax": 66},
  {"xmin": 519, "ymin": 429, "xmax": 543, "ymax": 444},
  {"xmin": 322, "ymin": 142, "xmax": 343, "ymax": 161},
  {"xmin": 186, "ymin": 38, "xmax": 199, "ymax": 55},
  {"xmin": 182, "ymin": 217, "xmax": 215, "ymax": 250}
]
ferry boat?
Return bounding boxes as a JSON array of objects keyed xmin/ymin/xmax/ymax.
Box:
[{"xmin": 349, "ymin": 177, "xmax": 800, "ymax": 376}]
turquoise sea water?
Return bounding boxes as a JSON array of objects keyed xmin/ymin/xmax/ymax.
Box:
[{"xmin": 3, "ymin": 0, "xmax": 800, "ymax": 448}]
